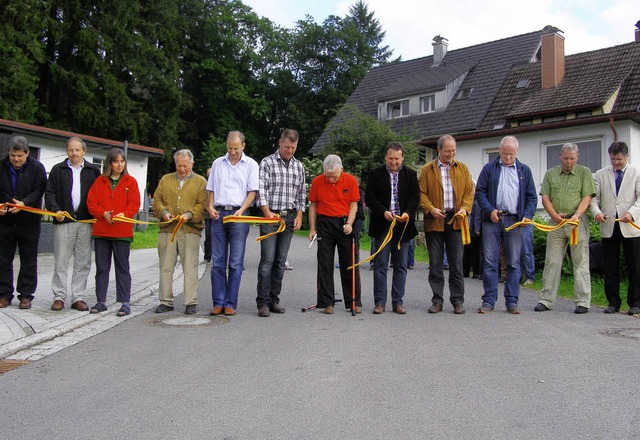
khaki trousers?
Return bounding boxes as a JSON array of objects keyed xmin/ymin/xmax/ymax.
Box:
[
  {"xmin": 539, "ymin": 217, "xmax": 591, "ymax": 308},
  {"xmin": 158, "ymin": 230, "xmax": 200, "ymax": 306}
]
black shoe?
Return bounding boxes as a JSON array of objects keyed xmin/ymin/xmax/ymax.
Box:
[
  {"xmin": 604, "ymin": 305, "xmax": 619, "ymax": 314},
  {"xmin": 155, "ymin": 304, "xmax": 174, "ymax": 313},
  {"xmin": 269, "ymin": 303, "xmax": 285, "ymax": 314},
  {"xmin": 258, "ymin": 305, "xmax": 270, "ymax": 317},
  {"xmin": 574, "ymin": 306, "xmax": 589, "ymax": 314},
  {"xmin": 628, "ymin": 307, "xmax": 640, "ymax": 315},
  {"xmin": 184, "ymin": 305, "xmax": 196, "ymax": 315},
  {"xmin": 534, "ymin": 303, "xmax": 550, "ymax": 312}
]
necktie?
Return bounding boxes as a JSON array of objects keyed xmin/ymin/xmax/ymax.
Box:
[{"xmin": 615, "ymin": 170, "xmax": 623, "ymax": 195}]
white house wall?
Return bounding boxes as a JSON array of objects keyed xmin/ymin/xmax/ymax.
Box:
[
  {"xmin": 27, "ymin": 135, "xmax": 149, "ymax": 210},
  {"xmin": 454, "ymin": 120, "xmax": 640, "ymax": 210}
]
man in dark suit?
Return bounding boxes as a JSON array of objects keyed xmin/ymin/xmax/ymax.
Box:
[{"xmin": 366, "ymin": 142, "xmax": 419, "ymax": 314}]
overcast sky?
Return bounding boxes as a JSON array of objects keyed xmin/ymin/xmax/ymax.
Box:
[{"xmin": 243, "ymin": 0, "xmax": 639, "ymax": 59}]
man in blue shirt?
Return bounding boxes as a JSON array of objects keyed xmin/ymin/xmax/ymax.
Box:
[{"xmin": 475, "ymin": 136, "xmax": 537, "ymax": 314}]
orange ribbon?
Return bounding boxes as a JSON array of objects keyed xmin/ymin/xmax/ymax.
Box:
[
  {"xmin": 505, "ymin": 218, "xmax": 580, "ymax": 245},
  {"xmin": 222, "ymin": 215, "xmax": 286, "ymax": 242},
  {"xmin": 447, "ymin": 212, "xmax": 471, "ymax": 245},
  {"xmin": 1, "ymin": 202, "xmax": 185, "ymax": 243},
  {"xmin": 348, "ymin": 215, "xmax": 409, "ymax": 270},
  {"xmin": 0, "ymin": 203, "xmax": 96, "ymax": 223},
  {"xmin": 614, "ymin": 218, "xmax": 640, "ymax": 231}
]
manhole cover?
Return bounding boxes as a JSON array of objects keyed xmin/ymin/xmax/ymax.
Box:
[
  {"xmin": 145, "ymin": 315, "xmax": 228, "ymax": 327},
  {"xmin": 601, "ymin": 328, "xmax": 640, "ymax": 339}
]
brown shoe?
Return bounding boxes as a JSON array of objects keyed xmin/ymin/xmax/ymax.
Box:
[
  {"xmin": 373, "ymin": 304, "xmax": 385, "ymax": 314},
  {"xmin": 453, "ymin": 304, "xmax": 466, "ymax": 315},
  {"xmin": 223, "ymin": 307, "xmax": 236, "ymax": 316},
  {"xmin": 19, "ymin": 298, "xmax": 32, "ymax": 309},
  {"xmin": 258, "ymin": 305, "xmax": 270, "ymax": 317},
  {"xmin": 269, "ymin": 303, "xmax": 285, "ymax": 314},
  {"xmin": 209, "ymin": 306, "xmax": 223, "ymax": 316},
  {"xmin": 428, "ymin": 303, "xmax": 443, "ymax": 314},
  {"xmin": 323, "ymin": 305, "xmax": 334, "ymax": 314},
  {"xmin": 0, "ymin": 297, "xmax": 10, "ymax": 308},
  {"xmin": 51, "ymin": 300, "xmax": 65, "ymax": 311},
  {"xmin": 393, "ymin": 304, "xmax": 406, "ymax": 314},
  {"xmin": 71, "ymin": 300, "xmax": 89, "ymax": 311},
  {"xmin": 352, "ymin": 306, "xmax": 363, "ymax": 314}
]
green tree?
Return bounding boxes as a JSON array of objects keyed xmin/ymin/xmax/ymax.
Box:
[
  {"xmin": 0, "ymin": 0, "xmax": 47, "ymax": 122},
  {"xmin": 324, "ymin": 105, "xmax": 418, "ymax": 183}
]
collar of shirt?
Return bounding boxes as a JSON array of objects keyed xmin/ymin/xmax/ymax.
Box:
[
  {"xmin": 499, "ymin": 159, "xmax": 516, "ymax": 168},
  {"xmin": 67, "ymin": 159, "xmax": 85, "ymax": 170},
  {"xmin": 385, "ymin": 165, "xmax": 402, "ymax": 175},
  {"xmin": 176, "ymin": 172, "xmax": 194, "ymax": 181},
  {"xmin": 437, "ymin": 158, "xmax": 451, "ymax": 168}
]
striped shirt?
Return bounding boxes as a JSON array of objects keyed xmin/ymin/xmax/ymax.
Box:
[
  {"xmin": 438, "ymin": 159, "xmax": 455, "ymax": 211},
  {"xmin": 258, "ymin": 150, "xmax": 306, "ymax": 212}
]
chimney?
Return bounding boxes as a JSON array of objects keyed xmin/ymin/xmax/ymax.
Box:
[
  {"xmin": 635, "ymin": 20, "xmax": 640, "ymax": 42},
  {"xmin": 432, "ymin": 35, "xmax": 448, "ymax": 66},
  {"xmin": 541, "ymin": 25, "xmax": 565, "ymax": 89}
]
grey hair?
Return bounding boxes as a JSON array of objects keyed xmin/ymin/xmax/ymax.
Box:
[
  {"xmin": 560, "ymin": 143, "xmax": 579, "ymax": 155},
  {"xmin": 173, "ymin": 149, "xmax": 194, "ymax": 163},
  {"xmin": 66, "ymin": 137, "xmax": 87, "ymax": 151},
  {"xmin": 323, "ymin": 154, "xmax": 342, "ymax": 172},
  {"xmin": 227, "ymin": 130, "xmax": 245, "ymax": 143},
  {"xmin": 8, "ymin": 135, "xmax": 29, "ymax": 153},
  {"xmin": 499, "ymin": 135, "xmax": 519, "ymax": 149},
  {"xmin": 437, "ymin": 134, "xmax": 455, "ymax": 149}
]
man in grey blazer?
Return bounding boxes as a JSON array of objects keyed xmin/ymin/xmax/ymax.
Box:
[{"xmin": 590, "ymin": 141, "xmax": 640, "ymax": 315}]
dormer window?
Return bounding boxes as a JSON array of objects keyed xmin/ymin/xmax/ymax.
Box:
[
  {"xmin": 456, "ymin": 87, "xmax": 473, "ymax": 100},
  {"xmin": 387, "ymin": 100, "xmax": 409, "ymax": 119},
  {"xmin": 420, "ymin": 95, "xmax": 436, "ymax": 113}
]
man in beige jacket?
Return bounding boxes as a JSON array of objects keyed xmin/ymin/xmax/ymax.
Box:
[
  {"xmin": 590, "ymin": 141, "xmax": 640, "ymax": 315},
  {"xmin": 152, "ymin": 149, "xmax": 207, "ymax": 315}
]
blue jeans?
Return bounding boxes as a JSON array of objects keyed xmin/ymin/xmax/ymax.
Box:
[
  {"xmin": 373, "ymin": 229, "xmax": 410, "ymax": 307},
  {"xmin": 210, "ymin": 210, "xmax": 250, "ymax": 309},
  {"xmin": 521, "ymin": 224, "xmax": 535, "ymax": 281},
  {"xmin": 407, "ymin": 238, "xmax": 415, "ymax": 267},
  {"xmin": 426, "ymin": 213, "xmax": 464, "ymax": 305},
  {"xmin": 256, "ymin": 215, "xmax": 294, "ymax": 307},
  {"xmin": 481, "ymin": 215, "xmax": 523, "ymax": 308}
]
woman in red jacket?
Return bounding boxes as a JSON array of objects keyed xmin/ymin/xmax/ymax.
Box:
[{"xmin": 86, "ymin": 148, "xmax": 140, "ymax": 316}]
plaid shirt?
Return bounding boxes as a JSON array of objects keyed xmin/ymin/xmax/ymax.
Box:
[
  {"xmin": 258, "ymin": 150, "xmax": 306, "ymax": 212},
  {"xmin": 438, "ymin": 159, "xmax": 455, "ymax": 211}
]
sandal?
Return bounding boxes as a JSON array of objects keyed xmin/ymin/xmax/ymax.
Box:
[
  {"xmin": 90, "ymin": 303, "xmax": 108, "ymax": 314},
  {"xmin": 116, "ymin": 305, "xmax": 131, "ymax": 317}
]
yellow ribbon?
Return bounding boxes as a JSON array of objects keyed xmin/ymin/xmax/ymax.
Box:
[
  {"xmin": 614, "ymin": 218, "xmax": 640, "ymax": 231},
  {"xmin": 348, "ymin": 215, "xmax": 409, "ymax": 270},
  {"xmin": 447, "ymin": 212, "xmax": 471, "ymax": 245},
  {"xmin": 222, "ymin": 215, "xmax": 286, "ymax": 242},
  {"xmin": 1, "ymin": 202, "xmax": 186, "ymax": 243},
  {"xmin": 0, "ymin": 203, "xmax": 96, "ymax": 223},
  {"xmin": 505, "ymin": 218, "xmax": 580, "ymax": 245}
]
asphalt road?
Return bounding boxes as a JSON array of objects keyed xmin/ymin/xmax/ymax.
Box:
[{"xmin": 1, "ymin": 228, "xmax": 640, "ymax": 439}]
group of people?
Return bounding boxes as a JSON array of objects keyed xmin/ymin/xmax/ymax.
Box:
[
  {"xmin": 1, "ymin": 130, "xmax": 638, "ymax": 319},
  {"xmin": 0, "ymin": 135, "xmax": 139, "ymax": 317}
]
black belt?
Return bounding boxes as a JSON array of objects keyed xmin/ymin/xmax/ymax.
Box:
[
  {"xmin": 215, "ymin": 205, "xmax": 240, "ymax": 211},
  {"xmin": 445, "ymin": 211, "xmax": 456, "ymax": 215},
  {"xmin": 498, "ymin": 211, "xmax": 518, "ymax": 217},
  {"xmin": 272, "ymin": 209, "xmax": 294, "ymax": 216}
]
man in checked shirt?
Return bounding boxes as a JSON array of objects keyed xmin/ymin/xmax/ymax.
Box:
[{"xmin": 256, "ymin": 129, "xmax": 306, "ymax": 317}]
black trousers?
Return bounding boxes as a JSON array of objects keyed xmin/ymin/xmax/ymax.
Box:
[
  {"xmin": 602, "ymin": 222, "xmax": 640, "ymax": 308},
  {"xmin": 316, "ymin": 216, "xmax": 361, "ymax": 308},
  {"xmin": 0, "ymin": 222, "xmax": 40, "ymax": 301}
]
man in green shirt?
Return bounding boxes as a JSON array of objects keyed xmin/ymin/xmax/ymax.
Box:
[{"xmin": 535, "ymin": 143, "xmax": 596, "ymax": 314}]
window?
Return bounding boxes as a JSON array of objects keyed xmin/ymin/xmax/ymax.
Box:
[
  {"xmin": 387, "ymin": 100, "xmax": 409, "ymax": 119},
  {"xmin": 456, "ymin": 87, "xmax": 473, "ymax": 100},
  {"xmin": 92, "ymin": 158, "xmax": 104, "ymax": 173},
  {"xmin": 545, "ymin": 139, "xmax": 602, "ymax": 173},
  {"xmin": 516, "ymin": 79, "xmax": 531, "ymax": 89},
  {"xmin": 420, "ymin": 95, "xmax": 436, "ymax": 113}
]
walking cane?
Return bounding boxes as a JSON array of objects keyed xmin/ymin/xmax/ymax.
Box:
[{"xmin": 351, "ymin": 235, "xmax": 356, "ymax": 316}]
